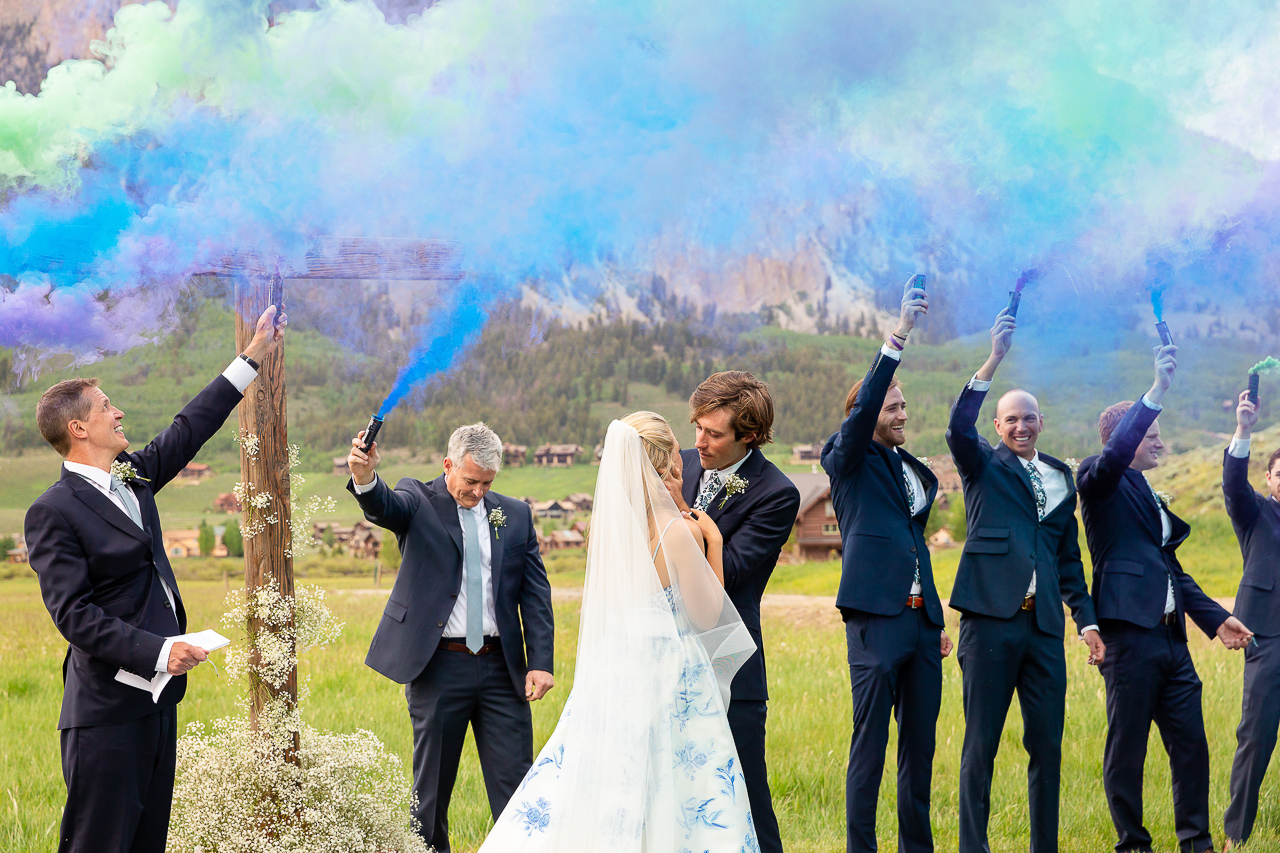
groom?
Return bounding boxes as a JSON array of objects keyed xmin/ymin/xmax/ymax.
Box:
[{"xmin": 673, "ymin": 372, "xmax": 801, "ymax": 853}]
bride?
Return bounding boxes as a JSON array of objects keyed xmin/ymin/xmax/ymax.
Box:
[{"xmin": 479, "ymin": 412, "xmax": 759, "ymax": 852}]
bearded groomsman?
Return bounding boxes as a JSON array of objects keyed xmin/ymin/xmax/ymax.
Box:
[
  {"xmin": 670, "ymin": 370, "xmax": 800, "ymax": 853},
  {"xmin": 1221, "ymin": 391, "xmax": 1280, "ymax": 850},
  {"xmin": 946, "ymin": 308, "xmax": 1103, "ymax": 853},
  {"xmin": 823, "ymin": 275, "xmax": 953, "ymax": 853},
  {"xmin": 1078, "ymin": 344, "xmax": 1251, "ymax": 853}
]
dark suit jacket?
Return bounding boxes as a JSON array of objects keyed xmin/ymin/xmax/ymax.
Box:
[
  {"xmin": 1223, "ymin": 449, "xmax": 1280, "ymax": 637},
  {"xmin": 1077, "ymin": 399, "xmax": 1228, "ymax": 640},
  {"xmin": 680, "ymin": 447, "xmax": 800, "ymax": 702},
  {"xmin": 25, "ymin": 376, "xmax": 244, "ymax": 729},
  {"xmin": 352, "ymin": 474, "xmax": 554, "ymax": 696},
  {"xmin": 945, "ymin": 383, "xmax": 1096, "ymax": 637},
  {"xmin": 822, "ymin": 350, "xmax": 944, "ymax": 628}
]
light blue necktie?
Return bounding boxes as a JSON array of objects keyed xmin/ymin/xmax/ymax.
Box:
[
  {"xmin": 460, "ymin": 508, "xmax": 485, "ymax": 653},
  {"xmin": 109, "ymin": 475, "xmax": 144, "ymax": 529}
]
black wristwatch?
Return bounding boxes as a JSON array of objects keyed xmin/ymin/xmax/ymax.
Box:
[{"xmin": 239, "ymin": 353, "xmax": 260, "ymax": 371}]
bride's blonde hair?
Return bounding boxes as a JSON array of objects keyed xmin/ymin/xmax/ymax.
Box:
[{"xmin": 622, "ymin": 411, "xmax": 676, "ymax": 477}]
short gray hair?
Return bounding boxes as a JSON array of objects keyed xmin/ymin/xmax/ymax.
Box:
[{"xmin": 447, "ymin": 423, "xmax": 503, "ymax": 472}]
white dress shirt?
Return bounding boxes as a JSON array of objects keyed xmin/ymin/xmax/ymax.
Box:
[
  {"xmin": 62, "ymin": 355, "xmax": 261, "ymax": 673},
  {"xmin": 894, "ymin": 448, "xmax": 927, "ymax": 595}
]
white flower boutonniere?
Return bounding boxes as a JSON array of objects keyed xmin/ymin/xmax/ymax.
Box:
[
  {"xmin": 110, "ymin": 460, "xmax": 150, "ymax": 485},
  {"xmin": 1064, "ymin": 458, "xmax": 1080, "ymax": 478},
  {"xmin": 488, "ymin": 508, "xmax": 507, "ymax": 538},
  {"xmin": 916, "ymin": 456, "xmax": 934, "ymax": 469},
  {"xmin": 1156, "ymin": 490, "xmax": 1175, "ymax": 507},
  {"xmin": 718, "ymin": 474, "xmax": 749, "ymax": 509}
]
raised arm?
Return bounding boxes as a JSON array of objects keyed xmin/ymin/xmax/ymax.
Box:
[
  {"xmin": 346, "ymin": 432, "xmax": 419, "ymax": 534},
  {"xmin": 1223, "ymin": 389, "xmax": 1262, "ymax": 531},
  {"xmin": 945, "ymin": 309, "xmax": 1016, "ymax": 477},
  {"xmin": 720, "ymin": 481, "xmax": 801, "ymax": 595}
]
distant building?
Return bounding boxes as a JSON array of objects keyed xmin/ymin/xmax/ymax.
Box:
[
  {"xmin": 791, "ymin": 443, "xmax": 824, "ymax": 463},
  {"xmin": 177, "ymin": 462, "xmax": 213, "ymax": 482},
  {"xmin": 163, "ymin": 529, "xmax": 226, "ymax": 558},
  {"xmin": 534, "ymin": 444, "xmax": 584, "ymax": 467},
  {"xmin": 312, "ymin": 520, "xmax": 383, "ymax": 559},
  {"xmin": 788, "ymin": 473, "xmax": 841, "ymax": 561},
  {"xmin": 544, "ymin": 529, "xmax": 585, "ymax": 551},
  {"xmin": 502, "ymin": 443, "xmax": 529, "ymax": 467},
  {"xmin": 213, "ymin": 492, "xmax": 242, "ymax": 513},
  {"xmin": 532, "ymin": 499, "xmax": 575, "ymax": 519},
  {"xmin": 332, "ymin": 457, "xmax": 351, "ymax": 477},
  {"xmin": 566, "ymin": 493, "xmax": 594, "ymax": 512},
  {"xmin": 6, "ymin": 535, "xmax": 27, "ymax": 564}
]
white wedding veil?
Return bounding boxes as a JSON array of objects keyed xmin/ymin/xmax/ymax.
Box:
[{"xmin": 483, "ymin": 418, "xmax": 755, "ymax": 850}]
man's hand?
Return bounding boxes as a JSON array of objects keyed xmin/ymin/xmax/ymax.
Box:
[
  {"xmin": 1218, "ymin": 616, "xmax": 1254, "ymax": 650},
  {"xmin": 242, "ymin": 305, "xmax": 288, "ymax": 364},
  {"xmin": 894, "ymin": 274, "xmax": 929, "ymax": 339},
  {"xmin": 940, "ymin": 630, "xmax": 953, "ymax": 658},
  {"xmin": 1146, "ymin": 344, "xmax": 1178, "ymax": 406},
  {"xmin": 1083, "ymin": 629, "xmax": 1105, "ymax": 666},
  {"xmin": 525, "ymin": 669, "xmax": 555, "ymax": 701},
  {"xmin": 975, "ymin": 308, "xmax": 1017, "ymax": 382},
  {"xmin": 167, "ymin": 641, "xmax": 208, "ymax": 676},
  {"xmin": 664, "ymin": 455, "xmax": 691, "ymax": 512},
  {"xmin": 349, "ymin": 432, "xmax": 380, "ymax": 486},
  {"xmin": 1236, "ymin": 390, "xmax": 1260, "ymax": 439}
]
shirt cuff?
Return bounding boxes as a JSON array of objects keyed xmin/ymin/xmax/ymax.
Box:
[
  {"xmin": 1228, "ymin": 437, "xmax": 1252, "ymax": 459},
  {"xmin": 156, "ymin": 637, "xmax": 176, "ymax": 673},
  {"xmin": 1140, "ymin": 393, "xmax": 1163, "ymax": 412},
  {"xmin": 1080, "ymin": 624, "xmax": 1099, "ymax": 635},
  {"xmin": 880, "ymin": 343, "xmax": 901, "ymax": 361},
  {"xmin": 353, "ymin": 473, "xmax": 380, "ymax": 494},
  {"xmin": 222, "ymin": 357, "xmax": 259, "ymax": 393},
  {"xmin": 968, "ymin": 374, "xmax": 992, "ymax": 392}
]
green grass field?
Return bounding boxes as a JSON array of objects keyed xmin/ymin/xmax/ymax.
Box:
[{"xmin": 1, "ymin": 572, "xmax": 1276, "ymax": 853}]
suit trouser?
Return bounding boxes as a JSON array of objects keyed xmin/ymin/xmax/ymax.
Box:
[
  {"xmin": 956, "ymin": 609, "xmax": 1066, "ymax": 853},
  {"xmin": 406, "ymin": 645, "xmax": 533, "ymax": 853},
  {"xmin": 58, "ymin": 705, "xmax": 177, "ymax": 853},
  {"xmin": 844, "ymin": 607, "xmax": 942, "ymax": 853},
  {"xmin": 728, "ymin": 698, "xmax": 783, "ymax": 853},
  {"xmin": 1225, "ymin": 633, "xmax": 1280, "ymax": 843},
  {"xmin": 1098, "ymin": 619, "xmax": 1212, "ymax": 853}
]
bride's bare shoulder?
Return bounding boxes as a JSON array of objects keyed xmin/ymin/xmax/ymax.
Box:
[{"xmin": 683, "ymin": 517, "xmax": 705, "ymax": 545}]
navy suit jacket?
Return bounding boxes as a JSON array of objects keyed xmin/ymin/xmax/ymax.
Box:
[
  {"xmin": 945, "ymin": 383, "xmax": 1096, "ymax": 637},
  {"xmin": 680, "ymin": 447, "xmax": 800, "ymax": 702},
  {"xmin": 1223, "ymin": 449, "xmax": 1280, "ymax": 637},
  {"xmin": 1077, "ymin": 399, "xmax": 1228, "ymax": 640},
  {"xmin": 25, "ymin": 375, "xmax": 244, "ymax": 729},
  {"xmin": 352, "ymin": 474, "xmax": 554, "ymax": 697},
  {"xmin": 822, "ymin": 350, "xmax": 944, "ymax": 628}
]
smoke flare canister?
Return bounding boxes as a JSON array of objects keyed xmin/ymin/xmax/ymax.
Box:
[
  {"xmin": 1249, "ymin": 373, "xmax": 1260, "ymax": 406},
  {"xmin": 1155, "ymin": 321, "xmax": 1174, "ymax": 347},
  {"xmin": 361, "ymin": 415, "xmax": 384, "ymax": 453},
  {"xmin": 1006, "ymin": 290, "xmax": 1022, "ymax": 318}
]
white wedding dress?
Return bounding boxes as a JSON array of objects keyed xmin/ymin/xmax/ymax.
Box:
[{"xmin": 478, "ymin": 420, "xmax": 759, "ymax": 853}]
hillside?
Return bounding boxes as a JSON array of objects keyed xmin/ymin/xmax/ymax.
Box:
[{"xmin": 1148, "ymin": 422, "xmax": 1280, "ymax": 517}]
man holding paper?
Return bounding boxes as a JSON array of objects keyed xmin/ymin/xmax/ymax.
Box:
[{"xmin": 25, "ymin": 305, "xmax": 285, "ymax": 853}]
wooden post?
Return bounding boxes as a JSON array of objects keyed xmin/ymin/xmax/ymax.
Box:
[{"xmin": 233, "ymin": 275, "xmax": 299, "ymax": 758}]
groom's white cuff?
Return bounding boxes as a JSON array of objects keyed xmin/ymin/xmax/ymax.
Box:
[{"xmin": 353, "ymin": 474, "xmax": 380, "ymax": 495}]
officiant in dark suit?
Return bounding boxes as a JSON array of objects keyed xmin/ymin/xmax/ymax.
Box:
[
  {"xmin": 946, "ymin": 308, "xmax": 1103, "ymax": 853},
  {"xmin": 1222, "ymin": 392, "xmax": 1280, "ymax": 849},
  {"xmin": 822, "ymin": 275, "xmax": 953, "ymax": 853},
  {"xmin": 670, "ymin": 370, "xmax": 801, "ymax": 853},
  {"xmin": 25, "ymin": 305, "xmax": 285, "ymax": 853},
  {"xmin": 347, "ymin": 422, "xmax": 554, "ymax": 853},
  {"xmin": 1078, "ymin": 344, "xmax": 1251, "ymax": 853}
]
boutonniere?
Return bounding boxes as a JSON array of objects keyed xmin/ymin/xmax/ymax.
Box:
[
  {"xmin": 718, "ymin": 474, "xmax": 749, "ymax": 509},
  {"xmin": 1063, "ymin": 458, "xmax": 1080, "ymax": 478},
  {"xmin": 1155, "ymin": 490, "xmax": 1174, "ymax": 506},
  {"xmin": 110, "ymin": 460, "xmax": 150, "ymax": 485},
  {"xmin": 488, "ymin": 508, "xmax": 507, "ymax": 538},
  {"xmin": 916, "ymin": 455, "xmax": 934, "ymax": 470}
]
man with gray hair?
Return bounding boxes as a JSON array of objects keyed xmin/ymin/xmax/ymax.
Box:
[{"xmin": 347, "ymin": 422, "xmax": 554, "ymax": 853}]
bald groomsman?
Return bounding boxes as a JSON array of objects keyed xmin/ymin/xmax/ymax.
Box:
[
  {"xmin": 946, "ymin": 308, "xmax": 1103, "ymax": 853},
  {"xmin": 1222, "ymin": 391, "xmax": 1280, "ymax": 850}
]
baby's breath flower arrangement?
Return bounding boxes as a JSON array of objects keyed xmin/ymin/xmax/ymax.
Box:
[{"xmin": 233, "ymin": 437, "xmax": 337, "ymax": 555}]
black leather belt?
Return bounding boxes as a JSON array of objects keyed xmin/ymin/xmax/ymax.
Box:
[
  {"xmin": 439, "ymin": 637, "xmax": 502, "ymax": 656},
  {"xmin": 1161, "ymin": 612, "xmax": 1178, "ymax": 626}
]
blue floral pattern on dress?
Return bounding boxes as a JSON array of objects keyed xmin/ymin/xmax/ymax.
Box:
[{"xmin": 515, "ymin": 797, "xmax": 551, "ymax": 835}]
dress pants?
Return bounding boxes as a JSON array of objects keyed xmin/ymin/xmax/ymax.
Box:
[
  {"xmin": 58, "ymin": 705, "xmax": 177, "ymax": 853},
  {"xmin": 727, "ymin": 698, "xmax": 783, "ymax": 853},
  {"xmin": 406, "ymin": 643, "xmax": 533, "ymax": 853},
  {"xmin": 844, "ymin": 607, "xmax": 942, "ymax": 853},
  {"xmin": 1098, "ymin": 619, "xmax": 1213, "ymax": 853},
  {"xmin": 956, "ymin": 609, "xmax": 1066, "ymax": 853},
  {"xmin": 1225, "ymin": 633, "xmax": 1280, "ymax": 844}
]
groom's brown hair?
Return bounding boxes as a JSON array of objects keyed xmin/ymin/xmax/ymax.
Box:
[{"xmin": 689, "ymin": 371, "xmax": 775, "ymax": 450}]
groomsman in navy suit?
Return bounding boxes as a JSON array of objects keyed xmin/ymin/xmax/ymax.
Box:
[
  {"xmin": 946, "ymin": 308, "xmax": 1103, "ymax": 853},
  {"xmin": 1078, "ymin": 344, "xmax": 1252, "ymax": 853},
  {"xmin": 822, "ymin": 275, "xmax": 953, "ymax": 853},
  {"xmin": 25, "ymin": 305, "xmax": 285, "ymax": 853},
  {"xmin": 1222, "ymin": 391, "xmax": 1280, "ymax": 849},
  {"xmin": 673, "ymin": 370, "xmax": 800, "ymax": 853}
]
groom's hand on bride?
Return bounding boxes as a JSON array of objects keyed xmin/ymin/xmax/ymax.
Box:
[
  {"xmin": 663, "ymin": 458, "xmax": 690, "ymax": 512},
  {"xmin": 940, "ymin": 630, "xmax": 953, "ymax": 658},
  {"xmin": 348, "ymin": 431, "xmax": 380, "ymax": 486},
  {"xmin": 526, "ymin": 669, "xmax": 555, "ymax": 702}
]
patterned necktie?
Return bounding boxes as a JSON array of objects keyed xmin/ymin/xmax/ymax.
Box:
[
  {"xmin": 109, "ymin": 475, "xmax": 144, "ymax": 529},
  {"xmin": 460, "ymin": 508, "xmax": 485, "ymax": 653},
  {"xmin": 900, "ymin": 455, "xmax": 921, "ymax": 586},
  {"xmin": 1023, "ymin": 460, "xmax": 1047, "ymax": 520},
  {"xmin": 694, "ymin": 471, "xmax": 723, "ymax": 512}
]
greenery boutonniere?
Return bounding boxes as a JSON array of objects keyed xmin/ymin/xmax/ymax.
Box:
[
  {"xmin": 488, "ymin": 507, "xmax": 507, "ymax": 538},
  {"xmin": 110, "ymin": 460, "xmax": 150, "ymax": 485},
  {"xmin": 718, "ymin": 474, "xmax": 749, "ymax": 509}
]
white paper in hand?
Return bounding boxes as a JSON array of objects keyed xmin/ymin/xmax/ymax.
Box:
[{"xmin": 114, "ymin": 629, "xmax": 231, "ymax": 703}]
